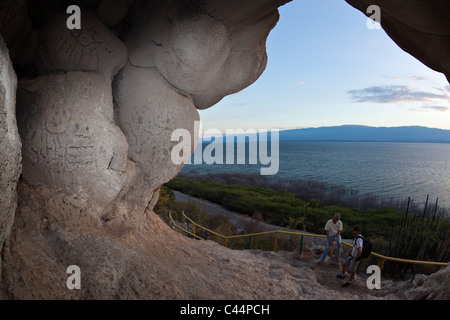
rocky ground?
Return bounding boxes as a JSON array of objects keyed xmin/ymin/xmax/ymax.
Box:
[{"xmin": 252, "ymin": 248, "xmax": 450, "ymax": 300}]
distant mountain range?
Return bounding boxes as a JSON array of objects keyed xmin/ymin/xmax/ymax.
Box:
[{"xmin": 278, "ymin": 125, "xmax": 450, "ymax": 142}]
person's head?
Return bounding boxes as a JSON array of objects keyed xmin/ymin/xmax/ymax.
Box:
[
  {"xmin": 332, "ymin": 213, "xmax": 341, "ymax": 223},
  {"xmin": 352, "ymin": 227, "xmax": 360, "ymax": 238}
]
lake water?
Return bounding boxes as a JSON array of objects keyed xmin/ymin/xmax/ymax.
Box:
[{"xmin": 181, "ymin": 141, "xmax": 450, "ymax": 208}]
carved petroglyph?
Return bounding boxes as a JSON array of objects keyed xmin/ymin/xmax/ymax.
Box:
[
  {"xmin": 37, "ymin": 12, "xmax": 127, "ymax": 81},
  {"xmin": 11, "ymin": 5, "xmax": 129, "ymax": 225},
  {"xmin": 17, "ymin": 72, "xmax": 128, "ymax": 221},
  {"xmin": 113, "ymin": 64, "xmax": 200, "ymax": 190}
]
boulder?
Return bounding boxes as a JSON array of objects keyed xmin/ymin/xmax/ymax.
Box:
[
  {"xmin": 36, "ymin": 11, "xmax": 127, "ymax": 82},
  {"xmin": 124, "ymin": 0, "xmax": 284, "ymax": 109},
  {"xmin": 112, "ymin": 63, "xmax": 199, "ymax": 215},
  {"xmin": 16, "ymin": 72, "xmax": 128, "ymax": 228}
]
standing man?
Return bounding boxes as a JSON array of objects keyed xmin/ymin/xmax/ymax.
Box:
[
  {"xmin": 337, "ymin": 227, "xmax": 363, "ymax": 287},
  {"xmin": 318, "ymin": 213, "xmax": 343, "ymax": 264}
]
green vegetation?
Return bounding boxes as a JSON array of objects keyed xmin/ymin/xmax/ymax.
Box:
[
  {"xmin": 164, "ymin": 177, "xmax": 406, "ymax": 238},
  {"xmin": 157, "ymin": 176, "xmax": 449, "ymax": 278}
]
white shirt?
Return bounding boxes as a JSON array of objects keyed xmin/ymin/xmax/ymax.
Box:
[
  {"xmin": 324, "ymin": 219, "xmax": 343, "ymax": 236},
  {"xmin": 352, "ymin": 237, "xmax": 363, "ymax": 258}
]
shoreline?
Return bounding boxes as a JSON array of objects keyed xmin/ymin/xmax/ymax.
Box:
[{"xmin": 177, "ymin": 171, "xmax": 450, "ymax": 219}]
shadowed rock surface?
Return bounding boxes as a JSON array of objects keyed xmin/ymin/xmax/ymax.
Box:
[{"xmin": 0, "ymin": 36, "xmax": 22, "ymax": 286}]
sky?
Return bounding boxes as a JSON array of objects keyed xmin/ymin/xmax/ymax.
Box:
[{"xmin": 198, "ymin": 0, "xmax": 450, "ymax": 132}]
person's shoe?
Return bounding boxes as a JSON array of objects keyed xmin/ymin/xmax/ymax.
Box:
[
  {"xmin": 342, "ymin": 281, "xmax": 351, "ymax": 287},
  {"xmin": 336, "ymin": 274, "xmax": 345, "ymax": 279}
]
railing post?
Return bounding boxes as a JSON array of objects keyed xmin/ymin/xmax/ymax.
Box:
[
  {"xmin": 248, "ymin": 236, "xmax": 252, "ymax": 250},
  {"xmin": 273, "ymin": 231, "xmax": 278, "ymax": 251},
  {"xmin": 410, "ymin": 265, "xmax": 420, "ymax": 283},
  {"xmin": 186, "ymin": 220, "xmax": 190, "ymax": 238},
  {"xmin": 378, "ymin": 258, "xmax": 385, "ymax": 271},
  {"xmin": 205, "ymin": 230, "xmax": 208, "ymax": 240},
  {"xmin": 299, "ymin": 235, "xmax": 304, "ymax": 256}
]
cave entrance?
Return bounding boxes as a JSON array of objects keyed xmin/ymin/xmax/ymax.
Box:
[{"xmin": 198, "ymin": 0, "xmax": 450, "ymax": 133}]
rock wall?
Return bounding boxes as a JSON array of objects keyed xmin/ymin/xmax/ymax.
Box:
[
  {"xmin": 0, "ymin": 0, "xmax": 289, "ymax": 299},
  {"xmin": 0, "ymin": 0, "xmax": 449, "ymax": 299},
  {"xmin": 0, "ymin": 36, "xmax": 21, "ymax": 282},
  {"xmin": 7, "ymin": 0, "xmax": 285, "ymax": 228}
]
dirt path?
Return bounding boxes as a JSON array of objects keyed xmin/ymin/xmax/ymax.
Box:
[
  {"xmin": 172, "ymin": 190, "xmax": 339, "ymax": 250},
  {"xmin": 173, "ymin": 190, "xmax": 284, "ymax": 232}
]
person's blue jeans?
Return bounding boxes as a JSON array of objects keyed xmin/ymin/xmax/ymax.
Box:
[{"xmin": 320, "ymin": 234, "xmax": 342, "ymax": 262}]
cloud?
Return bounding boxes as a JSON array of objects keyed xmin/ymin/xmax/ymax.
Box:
[
  {"xmin": 408, "ymin": 76, "xmax": 427, "ymax": 81},
  {"xmin": 289, "ymin": 81, "xmax": 306, "ymax": 88},
  {"xmin": 435, "ymin": 85, "xmax": 450, "ymax": 93},
  {"xmin": 347, "ymin": 85, "xmax": 449, "ymax": 104},
  {"xmin": 415, "ymin": 106, "xmax": 450, "ymax": 112},
  {"xmin": 381, "ymin": 75, "xmax": 400, "ymax": 81},
  {"xmin": 381, "ymin": 75, "xmax": 428, "ymax": 82}
]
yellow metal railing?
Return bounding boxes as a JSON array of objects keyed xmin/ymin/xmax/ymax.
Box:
[{"xmin": 169, "ymin": 211, "xmax": 449, "ymax": 271}]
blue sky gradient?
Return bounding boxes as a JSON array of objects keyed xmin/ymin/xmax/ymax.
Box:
[{"xmin": 199, "ymin": 0, "xmax": 450, "ymax": 132}]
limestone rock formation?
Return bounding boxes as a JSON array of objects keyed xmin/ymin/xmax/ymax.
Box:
[
  {"xmin": 36, "ymin": 11, "xmax": 128, "ymax": 82},
  {"xmin": 96, "ymin": 0, "xmax": 132, "ymax": 28},
  {"xmin": 0, "ymin": 0, "xmax": 31, "ymax": 60},
  {"xmin": 112, "ymin": 64, "xmax": 199, "ymax": 217},
  {"xmin": 379, "ymin": 265, "xmax": 450, "ymax": 300},
  {"xmin": 1, "ymin": 0, "xmax": 292, "ymax": 299},
  {"xmin": 0, "ymin": 36, "xmax": 21, "ymax": 281},
  {"xmin": 0, "ymin": 0, "xmax": 449, "ymax": 300},
  {"xmin": 16, "ymin": 72, "xmax": 129, "ymax": 228},
  {"xmin": 124, "ymin": 0, "xmax": 285, "ymax": 109}
]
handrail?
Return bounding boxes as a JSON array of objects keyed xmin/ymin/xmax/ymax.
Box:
[
  {"xmin": 169, "ymin": 211, "xmax": 449, "ymax": 269},
  {"xmin": 169, "ymin": 211, "xmax": 205, "ymax": 241},
  {"xmin": 182, "ymin": 211, "xmax": 232, "ymax": 247}
]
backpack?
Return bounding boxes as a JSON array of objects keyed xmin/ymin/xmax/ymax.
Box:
[{"xmin": 355, "ymin": 236, "xmax": 373, "ymax": 261}]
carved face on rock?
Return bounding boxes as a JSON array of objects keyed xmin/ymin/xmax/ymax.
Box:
[
  {"xmin": 113, "ymin": 63, "xmax": 200, "ymax": 192},
  {"xmin": 16, "ymin": 72, "xmax": 128, "ymax": 220}
]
